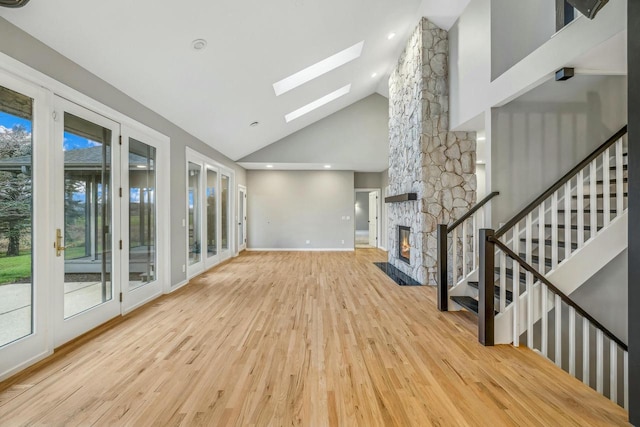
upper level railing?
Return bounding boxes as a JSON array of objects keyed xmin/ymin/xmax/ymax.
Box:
[{"xmin": 436, "ymin": 191, "xmax": 499, "ymax": 311}]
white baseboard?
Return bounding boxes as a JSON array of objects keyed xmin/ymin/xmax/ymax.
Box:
[
  {"xmin": 247, "ymin": 248, "xmax": 355, "ymax": 252},
  {"xmin": 378, "ymin": 246, "xmax": 388, "ymax": 251}
]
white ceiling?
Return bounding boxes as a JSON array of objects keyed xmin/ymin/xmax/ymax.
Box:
[{"xmin": 0, "ymin": 0, "xmax": 469, "ymax": 164}]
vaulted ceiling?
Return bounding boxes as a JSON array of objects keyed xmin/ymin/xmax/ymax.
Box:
[{"xmin": 0, "ymin": 0, "xmax": 469, "ymax": 168}]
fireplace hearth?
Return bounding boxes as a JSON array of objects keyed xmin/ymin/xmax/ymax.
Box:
[{"xmin": 398, "ymin": 226, "xmax": 410, "ymax": 264}]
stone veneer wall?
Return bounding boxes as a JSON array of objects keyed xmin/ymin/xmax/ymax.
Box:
[{"xmin": 387, "ymin": 18, "xmax": 477, "ymax": 285}]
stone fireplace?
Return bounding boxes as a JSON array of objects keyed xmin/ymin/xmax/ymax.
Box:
[
  {"xmin": 398, "ymin": 226, "xmax": 410, "ymax": 264},
  {"xmin": 386, "ymin": 18, "xmax": 476, "ymax": 285}
]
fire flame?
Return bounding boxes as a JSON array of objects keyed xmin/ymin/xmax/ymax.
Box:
[{"xmin": 401, "ymin": 234, "xmax": 410, "ymax": 259}]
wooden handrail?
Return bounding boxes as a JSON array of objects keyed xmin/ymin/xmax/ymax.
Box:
[
  {"xmin": 495, "ymin": 126, "xmax": 628, "ymax": 238},
  {"xmin": 488, "ymin": 236, "xmax": 628, "ymax": 351},
  {"xmin": 447, "ymin": 192, "xmax": 500, "ymax": 233}
]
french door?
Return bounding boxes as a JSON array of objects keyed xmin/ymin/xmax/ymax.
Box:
[
  {"xmin": 52, "ymin": 97, "xmax": 121, "ymax": 347},
  {"xmin": 120, "ymin": 126, "xmax": 168, "ymax": 314},
  {"xmin": 0, "ymin": 73, "xmax": 50, "ymax": 379},
  {"xmin": 186, "ymin": 149, "xmax": 234, "ymax": 278}
]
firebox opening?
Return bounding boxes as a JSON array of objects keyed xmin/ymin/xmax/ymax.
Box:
[{"xmin": 399, "ymin": 226, "xmax": 410, "ymax": 264}]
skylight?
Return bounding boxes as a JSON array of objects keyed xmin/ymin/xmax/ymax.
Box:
[
  {"xmin": 273, "ymin": 42, "xmax": 364, "ymax": 96},
  {"xmin": 285, "ymin": 84, "xmax": 351, "ymax": 123}
]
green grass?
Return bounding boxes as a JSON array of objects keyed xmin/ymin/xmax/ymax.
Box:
[{"xmin": 0, "ymin": 253, "xmax": 31, "ymax": 285}]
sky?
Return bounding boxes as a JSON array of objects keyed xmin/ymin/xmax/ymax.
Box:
[{"xmin": 0, "ymin": 111, "xmax": 32, "ymax": 134}]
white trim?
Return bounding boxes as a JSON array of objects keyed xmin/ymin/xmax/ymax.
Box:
[
  {"xmin": 378, "ymin": 246, "xmax": 388, "ymax": 251},
  {"xmin": 354, "ymin": 188, "xmax": 382, "ymax": 249},
  {"xmin": 237, "ymin": 185, "xmax": 247, "ymax": 252},
  {"xmin": 247, "ymin": 248, "xmax": 355, "ymax": 252}
]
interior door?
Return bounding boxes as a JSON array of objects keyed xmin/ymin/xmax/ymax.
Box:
[
  {"xmin": 204, "ymin": 165, "xmax": 220, "ymax": 268},
  {"xmin": 120, "ymin": 126, "xmax": 163, "ymax": 313},
  {"xmin": 368, "ymin": 191, "xmax": 378, "ymax": 247},
  {"xmin": 53, "ymin": 97, "xmax": 121, "ymax": 347}
]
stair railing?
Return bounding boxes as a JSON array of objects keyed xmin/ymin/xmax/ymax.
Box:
[
  {"xmin": 436, "ymin": 191, "xmax": 499, "ymax": 311},
  {"xmin": 480, "ymin": 233, "xmax": 629, "ymax": 409},
  {"xmin": 486, "ymin": 126, "xmax": 627, "ymax": 317}
]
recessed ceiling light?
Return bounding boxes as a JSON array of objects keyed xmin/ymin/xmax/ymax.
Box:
[
  {"xmin": 477, "ymin": 136, "xmax": 486, "ymax": 141},
  {"xmin": 324, "ymin": 165, "xmax": 332, "ymax": 169},
  {"xmin": 273, "ymin": 42, "xmax": 364, "ymax": 96},
  {"xmin": 285, "ymin": 84, "xmax": 351, "ymax": 123},
  {"xmin": 250, "ymin": 121, "xmax": 259, "ymax": 127},
  {"xmin": 476, "ymin": 161, "xmax": 485, "ymax": 165},
  {"xmin": 387, "ymin": 32, "xmax": 396, "ymax": 40},
  {"xmin": 191, "ymin": 39, "xmax": 207, "ymax": 51},
  {"xmin": 136, "ymin": 165, "xmax": 147, "ymax": 169},
  {"xmin": 371, "ymin": 72, "xmax": 378, "ymax": 78},
  {"xmin": 266, "ymin": 164, "xmax": 274, "ymax": 168}
]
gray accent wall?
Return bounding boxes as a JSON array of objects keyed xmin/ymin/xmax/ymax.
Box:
[
  {"xmin": 491, "ymin": 75, "xmax": 627, "ymax": 225},
  {"xmin": 490, "ymin": 0, "xmax": 555, "ymax": 80},
  {"xmin": 355, "ymin": 192, "xmax": 369, "ymax": 231},
  {"xmin": 247, "ymin": 170, "xmax": 355, "ymax": 249},
  {"xmin": 240, "ymin": 94, "xmax": 389, "ymax": 172},
  {"xmin": 570, "ymin": 250, "xmax": 628, "ymax": 343},
  {"xmin": 354, "ymin": 172, "xmax": 382, "ymax": 188},
  {"xmin": 0, "ymin": 17, "xmax": 246, "ymax": 287}
]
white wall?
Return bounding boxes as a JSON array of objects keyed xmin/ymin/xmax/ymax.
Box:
[
  {"xmin": 490, "ymin": 0, "xmax": 555, "ymax": 80},
  {"xmin": 240, "ymin": 94, "xmax": 389, "ymax": 172},
  {"xmin": 355, "ymin": 192, "xmax": 370, "ymax": 231},
  {"xmin": 449, "ymin": 0, "xmax": 627, "ymax": 130},
  {"xmin": 247, "ymin": 170, "xmax": 355, "ymax": 250},
  {"xmin": 491, "ymin": 75, "xmax": 627, "ymax": 224}
]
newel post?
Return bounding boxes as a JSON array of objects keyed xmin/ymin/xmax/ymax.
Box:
[
  {"xmin": 437, "ymin": 224, "xmax": 448, "ymax": 311},
  {"xmin": 479, "ymin": 228, "xmax": 495, "ymax": 346}
]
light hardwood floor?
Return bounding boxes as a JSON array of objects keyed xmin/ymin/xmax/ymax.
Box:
[{"xmin": 0, "ymin": 249, "xmax": 630, "ymax": 426}]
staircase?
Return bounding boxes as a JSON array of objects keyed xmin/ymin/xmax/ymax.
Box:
[{"xmin": 437, "ymin": 126, "xmax": 629, "ymax": 409}]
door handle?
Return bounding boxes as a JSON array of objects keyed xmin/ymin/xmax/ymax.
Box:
[{"xmin": 55, "ymin": 228, "xmax": 65, "ymax": 257}]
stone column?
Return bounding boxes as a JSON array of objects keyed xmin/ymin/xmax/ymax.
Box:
[{"xmin": 388, "ymin": 18, "xmax": 476, "ymax": 285}]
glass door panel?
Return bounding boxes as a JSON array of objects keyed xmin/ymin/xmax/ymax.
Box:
[
  {"xmin": 0, "ymin": 86, "xmax": 33, "ymax": 347},
  {"xmin": 221, "ymin": 174, "xmax": 229, "ymax": 252},
  {"xmin": 238, "ymin": 186, "xmax": 246, "ymax": 251},
  {"xmin": 128, "ymin": 138, "xmax": 156, "ymax": 290},
  {"xmin": 188, "ymin": 162, "xmax": 202, "ymax": 266},
  {"xmin": 62, "ymin": 112, "xmax": 113, "ymax": 319},
  {"xmin": 206, "ymin": 168, "xmax": 217, "ymax": 259},
  {"xmin": 54, "ymin": 97, "xmax": 120, "ymax": 348}
]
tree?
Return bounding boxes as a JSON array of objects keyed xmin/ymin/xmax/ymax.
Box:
[{"xmin": 0, "ymin": 125, "xmax": 32, "ymax": 257}]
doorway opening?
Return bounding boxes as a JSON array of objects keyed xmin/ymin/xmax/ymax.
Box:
[{"xmin": 354, "ymin": 189, "xmax": 380, "ymax": 249}]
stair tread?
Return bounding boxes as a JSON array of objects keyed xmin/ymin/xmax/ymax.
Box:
[
  {"xmin": 595, "ymin": 178, "xmax": 627, "ymax": 185},
  {"xmin": 450, "ymin": 296, "xmax": 479, "ymax": 315},
  {"xmin": 467, "ymin": 281, "xmax": 513, "ymax": 303},
  {"xmin": 572, "ymin": 192, "xmax": 627, "ymax": 199},
  {"xmin": 557, "ymin": 209, "xmax": 618, "ymax": 213},
  {"xmin": 609, "ymin": 164, "xmax": 628, "ymax": 171},
  {"xmin": 543, "ymin": 224, "xmax": 602, "ymax": 231},
  {"xmin": 494, "ymin": 267, "xmax": 528, "ymax": 283},
  {"xmin": 522, "ymin": 238, "xmax": 579, "ymax": 250},
  {"xmin": 518, "ymin": 253, "xmax": 552, "ymax": 267}
]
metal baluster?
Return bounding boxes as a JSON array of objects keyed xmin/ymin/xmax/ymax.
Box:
[
  {"xmin": 616, "ymin": 139, "xmax": 624, "ymax": 217},
  {"xmin": 589, "ymin": 162, "xmax": 597, "ymax": 241},
  {"xmin": 539, "ymin": 203, "xmax": 546, "ymax": 274},
  {"xmin": 541, "ymin": 283, "xmax": 548, "ymax": 358},
  {"xmin": 610, "ymin": 340, "xmax": 617, "ymax": 403},
  {"xmin": 597, "ymin": 329, "xmax": 604, "ymax": 393},
  {"xmin": 603, "ymin": 149, "xmax": 610, "ymax": 227},
  {"xmin": 452, "ymin": 228, "xmax": 458, "ymax": 285},
  {"xmin": 569, "ymin": 307, "xmax": 575, "ymax": 376},
  {"xmin": 564, "ymin": 182, "xmax": 572, "ymax": 261},
  {"xmin": 555, "ymin": 295, "xmax": 561, "ymax": 367},
  {"xmin": 551, "ymin": 193, "xmax": 558, "ymax": 269},
  {"xmin": 577, "ymin": 170, "xmax": 585, "ymax": 248},
  {"xmin": 462, "ymin": 220, "xmax": 468, "ymax": 278},
  {"xmin": 583, "ymin": 318, "xmax": 590, "ymax": 386}
]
